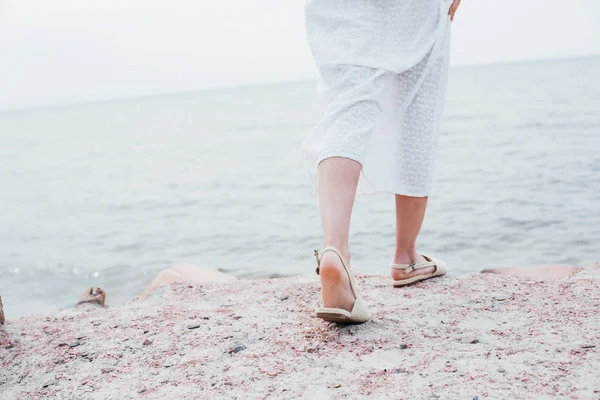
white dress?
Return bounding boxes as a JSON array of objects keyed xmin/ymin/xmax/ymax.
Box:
[{"xmin": 302, "ymin": 0, "xmax": 452, "ymax": 196}]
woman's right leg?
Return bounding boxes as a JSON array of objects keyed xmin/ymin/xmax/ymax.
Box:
[{"xmin": 317, "ymin": 156, "xmax": 361, "ymax": 312}]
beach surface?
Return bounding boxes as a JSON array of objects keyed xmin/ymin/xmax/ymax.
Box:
[{"xmin": 1, "ymin": 266, "xmax": 599, "ymax": 399}]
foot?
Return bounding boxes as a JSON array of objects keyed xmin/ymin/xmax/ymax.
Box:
[
  {"xmin": 319, "ymin": 251, "xmax": 356, "ymax": 313},
  {"xmin": 390, "ymin": 252, "xmax": 436, "ymax": 281}
]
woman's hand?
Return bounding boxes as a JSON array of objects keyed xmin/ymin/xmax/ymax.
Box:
[{"xmin": 448, "ymin": 0, "xmax": 461, "ymax": 21}]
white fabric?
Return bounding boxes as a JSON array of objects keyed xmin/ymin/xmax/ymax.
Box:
[{"xmin": 302, "ymin": 0, "xmax": 452, "ymax": 196}]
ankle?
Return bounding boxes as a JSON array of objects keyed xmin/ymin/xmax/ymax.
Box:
[
  {"xmin": 321, "ymin": 243, "xmax": 351, "ymax": 263},
  {"xmin": 392, "ymin": 249, "xmax": 419, "ymax": 265}
]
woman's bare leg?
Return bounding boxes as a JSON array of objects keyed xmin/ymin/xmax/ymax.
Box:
[
  {"xmin": 317, "ymin": 157, "xmax": 361, "ymax": 312},
  {"xmin": 391, "ymin": 195, "xmax": 436, "ymax": 279}
]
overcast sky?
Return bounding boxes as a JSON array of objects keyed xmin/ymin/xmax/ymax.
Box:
[{"xmin": 1, "ymin": 0, "xmax": 599, "ymax": 109}]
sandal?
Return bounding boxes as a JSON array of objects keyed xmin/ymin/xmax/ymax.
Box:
[
  {"xmin": 314, "ymin": 247, "xmax": 370, "ymax": 324},
  {"xmin": 391, "ymin": 255, "xmax": 447, "ymax": 287}
]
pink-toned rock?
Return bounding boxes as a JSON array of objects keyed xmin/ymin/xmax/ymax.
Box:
[
  {"xmin": 140, "ymin": 265, "xmax": 236, "ymax": 298},
  {"xmin": 481, "ymin": 266, "xmax": 580, "ymax": 279},
  {"xmin": 2, "ymin": 266, "xmax": 599, "ymax": 399},
  {"xmin": 76, "ymin": 287, "xmax": 107, "ymax": 308}
]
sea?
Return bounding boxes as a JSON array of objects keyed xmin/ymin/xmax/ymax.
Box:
[{"xmin": 1, "ymin": 56, "xmax": 599, "ymax": 318}]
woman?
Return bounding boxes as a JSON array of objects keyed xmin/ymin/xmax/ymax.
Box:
[{"xmin": 303, "ymin": 0, "xmax": 461, "ymax": 323}]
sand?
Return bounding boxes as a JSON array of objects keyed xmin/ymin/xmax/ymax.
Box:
[{"xmin": 1, "ymin": 266, "xmax": 599, "ymax": 399}]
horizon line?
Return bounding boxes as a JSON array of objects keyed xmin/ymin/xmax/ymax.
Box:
[{"xmin": 2, "ymin": 53, "xmax": 598, "ymax": 113}]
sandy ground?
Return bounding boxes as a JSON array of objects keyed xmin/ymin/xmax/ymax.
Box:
[{"xmin": 1, "ymin": 266, "xmax": 599, "ymax": 400}]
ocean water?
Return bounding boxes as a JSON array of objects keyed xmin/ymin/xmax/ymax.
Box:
[{"xmin": 1, "ymin": 56, "xmax": 599, "ymax": 318}]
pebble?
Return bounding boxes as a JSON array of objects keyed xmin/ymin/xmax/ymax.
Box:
[
  {"xmin": 42, "ymin": 380, "xmax": 57, "ymax": 388},
  {"xmin": 280, "ymin": 296, "xmax": 289, "ymax": 301},
  {"xmin": 187, "ymin": 324, "xmax": 201, "ymax": 330},
  {"xmin": 497, "ymin": 367, "xmax": 506, "ymax": 373},
  {"xmin": 400, "ymin": 344, "xmax": 408, "ymax": 349},
  {"xmin": 101, "ymin": 367, "xmax": 114, "ymax": 374},
  {"xmin": 394, "ymin": 367, "xmax": 407, "ymax": 374},
  {"xmin": 143, "ymin": 339, "xmax": 153, "ymax": 346},
  {"xmin": 581, "ymin": 344, "xmax": 595, "ymax": 349},
  {"xmin": 470, "ymin": 339, "xmax": 480, "ymax": 344},
  {"xmin": 69, "ymin": 341, "xmax": 81, "ymax": 348},
  {"xmin": 227, "ymin": 342, "xmax": 246, "ymax": 354},
  {"xmin": 328, "ymin": 383, "xmax": 342, "ymax": 388}
]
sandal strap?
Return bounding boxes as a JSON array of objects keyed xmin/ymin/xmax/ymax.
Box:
[
  {"xmin": 390, "ymin": 255, "xmax": 437, "ymax": 274},
  {"xmin": 314, "ymin": 247, "xmax": 357, "ymax": 299}
]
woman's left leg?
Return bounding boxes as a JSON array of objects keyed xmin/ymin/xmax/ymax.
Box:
[{"xmin": 391, "ymin": 194, "xmax": 436, "ymax": 280}]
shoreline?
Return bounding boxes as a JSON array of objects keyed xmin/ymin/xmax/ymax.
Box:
[{"xmin": 1, "ymin": 265, "xmax": 599, "ymax": 399}]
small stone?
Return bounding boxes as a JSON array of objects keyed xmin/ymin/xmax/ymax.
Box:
[
  {"xmin": 75, "ymin": 334, "xmax": 86, "ymax": 340},
  {"xmin": 280, "ymin": 296, "xmax": 289, "ymax": 301},
  {"xmin": 227, "ymin": 343, "xmax": 246, "ymax": 354},
  {"xmin": 143, "ymin": 330, "xmax": 149, "ymax": 334},
  {"xmin": 69, "ymin": 341, "xmax": 81, "ymax": 348},
  {"xmin": 394, "ymin": 367, "xmax": 407, "ymax": 374},
  {"xmin": 57, "ymin": 343, "xmax": 68, "ymax": 348},
  {"xmin": 4, "ymin": 343, "xmax": 15, "ymax": 349},
  {"xmin": 470, "ymin": 339, "xmax": 480, "ymax": 344},
  {"xmin": 328, "ymin": 383, "xmax": 342, "ymax": 388},
  {"xmin": 101, "ymin": 367, "xmax": 114, "ymax": 374},
  {"xmin": 558, "ymin": 366, "xmax": 567, "ymax": 371},
  {"xmin": 138, "ymin": 388, "xmax": 147, "ymax": 394},
  {"xmin": 143, "ymin": 339, "xmax": 153, "ymax": 346},
  {"xmin": 473, "ymin": 396, "xmax": 479, "ymax": 400},
  {"xmin": 399, "ymin": 344, "xmax": 408, "ymax": 349},
  {"xmin": 42, "ymin": 380, "xmax": 57, "ymax": 388},
  {"xmin": 233, "ymin": 316, "xmax": 242, "ymax": 320},
  {"xmin": 187, "ymin": 324, "xmax": 201, "ymax": 330},
  {"xmin": 266, "ymin": 370, "xmax": 278, "ymax": 377},
  {"xmin": 497, "ymin": 367, "xmax": 506, "ymax": 373},
  {"xmin": 581, "ymin": 344, "xmax": 595, "ymax": 349}
]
